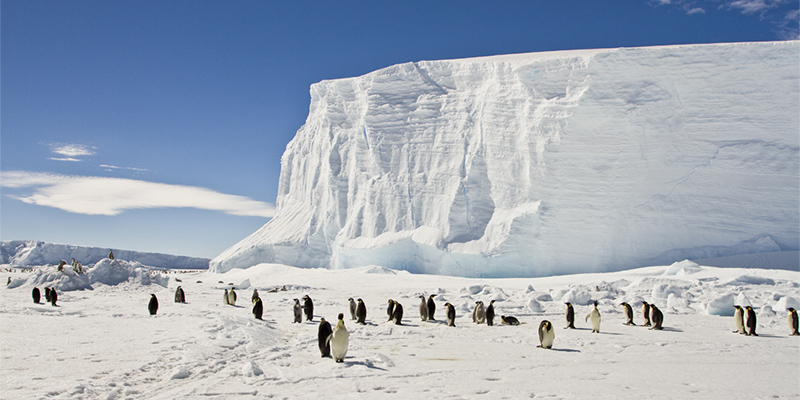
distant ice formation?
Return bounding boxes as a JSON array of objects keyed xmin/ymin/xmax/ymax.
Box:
[{"xmin": 212, "ymin": 41, "xmax": 799, "ymax": 277}]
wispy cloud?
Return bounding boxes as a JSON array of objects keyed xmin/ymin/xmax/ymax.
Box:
[
  {"xmin": 649, "ymin": 0, "xmax": 799, "ymax": 39},
  {"xmin": 99, "ymin": 164, "xmax": 152, "ymax": 173},
  {"xmin": 48, "ymin": 143, "xmax": 96, "ymax": 161},
  {"xmin": 1, "ymin": 171, "xmax": 275, "ymax": 218}
]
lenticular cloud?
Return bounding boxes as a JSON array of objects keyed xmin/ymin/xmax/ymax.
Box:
[{"xmin": 0, "ymin": 171, "xmax": 275, "ymax": 217}]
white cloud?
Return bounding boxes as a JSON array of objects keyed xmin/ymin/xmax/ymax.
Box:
[
  {"xmin": 0, "ymin": 171, "xmax": 275, "ymax": 218},
  {"xmin": 99, "ymin": 164, "xmax": 151, "ymax": 173},
  {"xmin": 50, "ymin": 143, "xmax": 96, "ymax": 159}
]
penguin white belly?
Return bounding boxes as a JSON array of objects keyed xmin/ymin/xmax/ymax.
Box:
[
  {"xmin": 734, "ymin": 309, "xmax": 745, "ymax": 333},
  {"xmin": 540, "ymin": 329, "xmax": 554, "ymax": 348},
  {"xmin": 330, "ymin": 326, "xmax": 349, "ymax": 362},
  {"xmin": 588, "ymin": 310, "xmax": 601, "ymax": 332}
]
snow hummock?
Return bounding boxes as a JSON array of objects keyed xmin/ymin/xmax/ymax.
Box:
[
  {"xmin": 211, "ymin": 41, "xmax": 799, "ymax": 277},
  {"xmin": 11, "ymin": 258, "xmax": 169, "ymax": 291}
]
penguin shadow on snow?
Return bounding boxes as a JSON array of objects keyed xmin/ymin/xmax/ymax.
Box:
[
  {"xmin": 545, "ymin": 348, "xmax": 581, "ymax": 353},
  {"xmin": 339, "ymin": 358, "xmax": 389, "ymax": 371}
]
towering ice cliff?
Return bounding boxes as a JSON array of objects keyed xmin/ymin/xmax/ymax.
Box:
[{"xmin": 212, "ymin": 41, "xmax": 799, "ymax": 277}]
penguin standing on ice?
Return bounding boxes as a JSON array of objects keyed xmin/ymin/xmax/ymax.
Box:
[
  {"xmin": 565, "ymin": 302, "xmax": 576, "ymax": 329},
  {"xmin": 427, "ymin": 294, "xmax": 437, "ymax": 321},
  {"xmin": 620, "ymin": 302, "xmax": 635, "ymax": 326},
  {"xmin": 303, "ymin": 295, "xmax": 314, "ymax": 321},
  {"xmin": 641, "ymin": 301, "xmax": 651, "ymax": 327},
  {"xmin": 329, "ymin": 313, "xmax": 349, "ymax": 363},
  {"xmin": 391, "ymin": 301, "xmax": 404, "ymax": 325},
  {"xmin": 148, "ymin": 294, "xmax": 158, "ymax": 315},
  {"xmin": 501, "ymin": 316, "xmax": 520, "ymax": 325},
  {"xmin": 45, "ymin": 287, "xmax": 52, "ymax": 303},
  {"xmin": 732, "ymin": 305, "xmax": 746, "ymax": 334},
  {"xmin": 419, "ymin": 295, "xmax": 428, "ymax": 321},
  {"xmin": 649, "ymin": 304, "xmax": 664, "ymax": 330},
  {"xmin": 32, "ymin": 287, "xmax": 41, "ymax": 304},
  {"xmin": 174, "ymin": 286, "xmax": 185, "ymax": 303},
  {"xmin": 318, "ymin": 318, "xmax": 333, "ymax": 358},
  {"xmin": 586, "ymin": 301, "xmax": 601, "ymax": 333},
  {"xmin": 745, "ymin": 306, "xmax": 758, "ymax": 336},
  {"xmin": 50, "ymin": 288, "xmax": 58, "ymax": 306},
  {"xmin": 445, "ymin": 302, "xmax": 456, "ymax": 327},
  {"xmin": 485, "ymin": 300, "xmax": 496, "ymax": 326},
  {"xmin": 293, "ymin": 298, "xmax": 303, "ymax": 323},
  {"xmin": 387, "ymin": 299, "xmax": 395, "ymax": 321},
  {"xmin": 223, "ymin": 289, "xmax": 230, "ymax": 305},
  {"xmin": 228, "ymin": 288, "xmax": 237, "ymax": 306},
  {"xmin": 537, "ymin": 320, "xmax": 555, "ymax": 349},
  {"xmin": 473, "ymin": 301, "xmax": 486, "ymax": 324},
  {"xmin": 349, "ymin": 298, "xmax": 357, "ymax": 321},
  {"xmin": 252, "ymin": 298, "xmax": 263, "ymax": 320},
  {"xmin": 356, "ymin": 298, "xmax": 367, "ymax": 324},
  {"xmin": 787, "ymin": 307, "xmax": 799, "ymax": 336}
]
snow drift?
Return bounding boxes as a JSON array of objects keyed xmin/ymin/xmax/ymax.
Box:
[
  {"xmin": 9, "ymin": 258, "xmax": 169, "ymax": 291},
  {"xmin": 212, "ymin": 41, "xmax": 800, "ymax": 277}
]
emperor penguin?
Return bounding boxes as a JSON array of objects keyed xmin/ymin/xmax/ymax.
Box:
[
  {"xmin": 45, "ymin": 287, "xmax": 52, "ymax": 303},
  {"xmin": 641, "ymin": 301, "xmax": 651, "ymax": 327},
  {"xmin": 485, "ymin": 300, "xmax": 496, "ymax": 326},
  {"xmin": 787, "ymin": 307, "xmax": 799, "ymax": 336},
  {"xmin": 224, "ymin": 289, "xmax": 230, "ymax": 305},
  {"xmin": 108, "ymin": 249, "xmax": 114, "ymax": 260},
  {"xmin": 649, "ymin": 304, "xmax": 664, "ymax": 330},
  {"xmin": 253, "ymin": 298, "xmax": 263, "ymax": 320},
  {"xmin": 251, "ymin": 289, "xmax": 260, "ymax": 304},
  {"xmin": 427, "ymin": 294, "xmax": 437, "ymax": 321},
  {"xmin": 293, "ymin": 298, "xmax": 303, "ymax": 323},
  {"xmin": 174, "ymin": 286, "xmax": 184, "ymax": 303},
  {"xmin": 329, "ymin": 313, "xmax": 349, "ymax": 363},
  {"xmin": 303, "ymin": 295, "xmax": 314, "ymax": 321},
  {"xmin": 318, "ymin": 317, "xmax": 333, "ymax": 358},
  {"xmin": 473, "ymin": 301, "xmax": 486, "ymax": 324},
  {"xmin": 501, "ymin": 316, "xmax": 520, "ymax": 325},
  {"xmin": 348, "ymin": 298, "xmax": 357, "ymax": 321},
  {"xmin": 356, "ymin": 298, "xmax": 367, "ymax": 324},
  {"xmin": 537, "ymin": 320, "xmax": 555, "ymax": 349},
  {"xmin": 445, "ymin": 302, "xmax": 456, "ymax": 327},
  {"xmin": 620, "ymin": 302, "xmax": 635, "ymax": 326},
  {"xmin": 565, "ymin": 302, "xmax": 576, "ymax": 329},
  {"xmin": 586, "ymin": 301, "xmax": 601, "ymax": 333},
  {"xmin": 148, "ymin": 294, "xmax": 158, "ymax": 315},
  {"xmin": 387, "ymin": 299, "xmax": 396, "ymax": 321},
  {"xmin": 50, "ymin": 288, "xmax": 58, "ymax": 306},
  {"xmin": 32, "ymin": 287, "xmax": 41, "ymax": 304},
  {"xmin": 732, "ymin": 305, "xmax": 746, "ymax": 334},
  {"xmin": 744, "ymin": 306, "xmax": 758, "ymax": 336},
  {"xmin": 419, "ymin": 295, "xmax": 429, "ymax": 321},
  {"xmin": 392, "ymin": 301, "xmax": 404, "ymax": 325},
  {"xmin": 228, "ymin": 288, "xmax": 237, "ymax": 306}
]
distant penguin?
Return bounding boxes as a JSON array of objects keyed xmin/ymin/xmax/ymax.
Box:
[
  {"xmin": 537, "ymin": 320, "xmax": 555, "ymax": 349},
  {"xmin": 148, "ymin": 294, "xmax": 158, "ymax": 315},
  {"xmin": 445, "ymin": 302, "xmax": 456, "ymax": 327},
  {"xmin": 50, "ymin": 288, "xmax": 58, "ymax": 306},
  {"xmin": 788, "ymin": 308, "xmax": 799, "ymax": 336},
  {"xmin": 649, "ymin": 304, "xmax": 664, "ymax": 330},
  {"xmin": 387, "ymin": 299, "xmax": 395, "ymax": 321},
  {"xmin": 253, "ymin": 298, "xmax": 263, "ymax": 320},
  {"xmin": 485, "ymin": 300, "xmax": 496, "ymax": 326},
  {"xmin": 745, "ymin": 306, "xmax": 758, "ymax": 336},
  {"xmin": 228, "ymin": 288, "xmax": 237, "ymax": 306},
  {"xmin": 224, "ymin": 289, "xmax": 230, "ymax": 305},
  {"xmin": 303, "ymin": 295, "xmax": 314, "ymax": 321},
  {"xmin": 174, "ymin": 286, "xmax": 185, "ymax": 303},
  {"xmin": 473, "ymin": 301, "xmax": 486, "ymax": 324},
  {"xmin": 32, "ymin": 287, "xmax": 41, "ymax": 304},
  {"xmin": 586, "ymin": 301, "xmax": 601, "ymax": 333},
  {"xmin": 329, "ymin": 313, "xmax": 349, "ymax": 363},
  {"xmin": 733, "ymin": 305, "xmax": 746, "ymax": 334},
  {"xmin": 392, "ymin": 301, "xmax": 404, "ymax": 325},
  {"xmin": 565, "ymin": 302, "xmax": 576, "ymax": 329},
  {"xmin": 642, "ymin": 301, "xmax": 651, "ymax": 327},
  {"xmin": 318, "ymin": 317, "xmax": 333, "ymax": 358},
  {"xmin": 108, "ymin": 249, "xmax": 114, "ymax": 260},
  {"xmin": 45, "ymin": 287, "xmax": 52, "ymax": 303},
  {"xmin": 6, "ymin": 277, "xmax": 10, "ymax": 286},
  {"xmin": 293, "ymin": 298, "xmax": 303, "ymax": 323},
  {"xmin": 348, "ymin": 298, "xmax": 357, "ymax": 320},
  {"xmin": 621, "ymin": 302, "xmax": 635, "ymax": 326},
  {"xmin": 356, "ymin": 298, "xmax": 367, "ymax": 324},
  {"xmin": 427, "ymin": 294, "xmax": 437, "ymax": 321},
  {"xmin": 501, "ymin": 316, "xmax": 520, "ymax": 325},
  {"xmin": 251, "ymin": 289, "xmax": 260, "ymax": 304},
  {"xmin": 419, "ymin": 295, "xmax": 429, "ymax": 321}
]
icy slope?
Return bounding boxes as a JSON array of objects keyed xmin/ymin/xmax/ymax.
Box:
[
  {"xmin": 1, "ymin": 240, "xmax": 209, "ymax": 270},
  {"xmin": 212, "ymin": 41, "xmax": 800, "ymax": 277}
]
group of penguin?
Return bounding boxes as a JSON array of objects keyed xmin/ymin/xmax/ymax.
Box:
[
  {"xmin": 146, "ymin": 286, "xmax": 186, "ymax": 315},
  {"xmin": 30, "ymin": 287, "xmax": 58, "ymax": 306}
]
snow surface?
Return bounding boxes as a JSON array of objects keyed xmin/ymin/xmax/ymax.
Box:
[
  {"xmin": 1, "ymin": 240, "xmax": 209, "ymax": 270},
  {"xmin": 2, "ymin": 260, "xmax": 799, "ymax": 399},
  {"xmin": 211, "ymin": 41, "xmax": 800, "ymax": 277}
]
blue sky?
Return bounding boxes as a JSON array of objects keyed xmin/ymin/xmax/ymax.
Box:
[{"xmin": 2, "ymin": 0, "xmax": 798, "ymax": 259}]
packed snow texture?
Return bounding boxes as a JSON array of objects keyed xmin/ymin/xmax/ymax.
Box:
[
  {"xmin": 211, "ymin": 41, "xmax": 799, "ymax": 277},
  {"xmin": 2, "ymin": 262, "xmax": 798, "ymax": 399},
  {"xmin": 1, "ymin": 240, "xmax": 209, "ymax": 270}
]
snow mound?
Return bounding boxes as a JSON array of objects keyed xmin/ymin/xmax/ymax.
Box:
[
  {"xmin": 774, "ymin": 296, "xmax": 800, "ymax": 310},
  {"xmin": 560, "ymin": 288, "xmax": 593, "ymax": 306},
  {"xmin": 707, "ymin": 294, "xmax": 736, "ymax": 316},
  {"xmin": 16, "ymin": 259, "xmax": 169, "ymax": 291},
  {"xmin": 724, "ymin": 275, "xmax": 776, "ymax": 286},
  {"xmin": 735, "ymin": 293, "xmax": 752, "ymax": 307},
  {"xmin": 663, "ymin": 260, "xmax": 701, "ymax": 276},
  {"xmin": 526, "ymin": 298, "xmax": 544, "ymax": 313},
  {"xmin": 651, "ymin": 283, "xmax": 684, "ymax": 299}
]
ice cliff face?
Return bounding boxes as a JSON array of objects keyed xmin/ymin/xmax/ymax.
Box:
[{"xmin": 212, "ymin": 41, "xmax": 800, "ymax": 277}]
